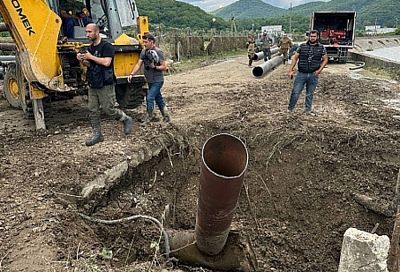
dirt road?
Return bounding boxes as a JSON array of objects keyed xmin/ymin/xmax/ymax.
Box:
[{"xmin": 1, "ymin": 55, "xmax": 400, "ymax": 271}]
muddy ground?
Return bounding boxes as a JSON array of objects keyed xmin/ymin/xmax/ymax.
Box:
[{"xmin": 0, "ymin": 56, "xmax": 400, "ymax": 272}]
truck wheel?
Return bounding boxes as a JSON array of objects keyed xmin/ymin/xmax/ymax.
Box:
[
  {"xmin": 115, "ymin": 83, "xmax": 146, "ymax": 109},
  {"xmin": 3, "ymin": 63, "xmax": 21, "ymax": 108}
]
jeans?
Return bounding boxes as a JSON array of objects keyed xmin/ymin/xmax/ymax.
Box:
[
  {"xmin": 288, "ymin": 72, "xmax": 319, "ymax": 112},
  {"xmin": 147, "ymin": 81, "xmax": 165, "ymax": 112},
  {"xmin": 62, "ymin": 18, "xmax": 75, "ymax": 39}
]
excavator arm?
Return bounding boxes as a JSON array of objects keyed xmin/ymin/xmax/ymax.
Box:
[
  {"xmin": 0, "ymin": 0, "xmax": 148, "ymax": 131},
  {"xmin": 0, "ymin": 0, "xmax": 62, "ymax": 88}
]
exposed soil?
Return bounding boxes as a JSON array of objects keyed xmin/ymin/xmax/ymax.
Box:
[{"xmin": 1, "ymin": 56, "xmax": 400, "ymax": 272}]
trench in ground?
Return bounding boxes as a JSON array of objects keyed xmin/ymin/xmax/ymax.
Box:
[{"xmin": 58, "ymin": 126, "xmax": 397, "ymax": 271}]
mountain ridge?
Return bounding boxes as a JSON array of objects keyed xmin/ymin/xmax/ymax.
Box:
[
  {"xmin": 213, "ymin": 0, "xmax": 399, "ymax": 27},
  {"xmin": 211, "ymin": 0, "xmax": 286, "ymax": 19}
]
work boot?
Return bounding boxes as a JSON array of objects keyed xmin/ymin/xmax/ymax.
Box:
[
  {"xmin": 304, "ymin": 110, "xmax": 317, "ymax": 116},
  {"xmin": 85, "ymin": 117, "xmax": 104, "ymax": 146},
  {"xmin": 160, "ymin": 107, "xmax": 171, "ymax": 123},
  {"xmin": 141, "ymin": 110, "xmax": 153, "ymax": 126},
  {"xmin": 120, "ymin": 113, "xmax": 133, "ymax": 135}
]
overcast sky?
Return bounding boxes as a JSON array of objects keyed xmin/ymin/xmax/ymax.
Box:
[{"xmin": 180, "ymin": 0, "xmax": 330, "ymax": 11}]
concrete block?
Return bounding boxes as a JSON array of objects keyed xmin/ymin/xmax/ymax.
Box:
[{"xmin": 338, "ymin": 227, "xmax": 390, "ymax": 272}]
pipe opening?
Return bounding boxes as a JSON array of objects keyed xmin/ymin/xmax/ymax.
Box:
[
  {"xmin": 252, "ymin": 66, "xmax": 264, "ymax": 77},
  {"xmin": 202, "ymin": 133, "xmax": 248, "ymax": 178}
]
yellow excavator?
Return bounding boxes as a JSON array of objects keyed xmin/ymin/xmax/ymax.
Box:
[{"xmin": 0, "ymin": 0, "xmax": 149, "ymax": 129}]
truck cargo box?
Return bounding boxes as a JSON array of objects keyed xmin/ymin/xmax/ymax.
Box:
[{"xmin": 311, "ymin": 11, "xmax": 356, "ymax": 63}]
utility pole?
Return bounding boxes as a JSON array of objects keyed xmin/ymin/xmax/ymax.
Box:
[
  {"xmin": 289, "ymin": 2, "xmax": 292, "ymax": 33},
  {"xmin": 230, "ymin": 16, "xmax": 237, "ymax": 33}
]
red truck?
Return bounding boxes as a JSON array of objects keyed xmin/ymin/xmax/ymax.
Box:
[{"xmin": 310, "ymin": 11, "xmax": 357, "ymax": 63}]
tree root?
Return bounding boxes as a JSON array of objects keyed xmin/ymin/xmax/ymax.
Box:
[
  {"xmin": 353, "ymin": 193, "xmax": 394, "ymax": 217},
  {"xmin": 78, "ymin": 213, "xmax": 170, "ymax": 259}
]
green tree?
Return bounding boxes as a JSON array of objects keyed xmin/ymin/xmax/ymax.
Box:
[{"xmin": 136, "ymin": 0, "xmax": 229, "ymax": 31}]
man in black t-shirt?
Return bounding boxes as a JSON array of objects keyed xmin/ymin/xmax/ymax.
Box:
[{"xmin": 77, "ymin": 23, "xmax": 133, "ymax": 146}]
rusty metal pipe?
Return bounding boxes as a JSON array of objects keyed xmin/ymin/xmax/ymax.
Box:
[
  {"xmin": 195, "ymin": 133, "xmax": 248, "ymax": 256},
  {"xmin": 252, "ymin": 55, "xmax": 284, "ymax": 77}
]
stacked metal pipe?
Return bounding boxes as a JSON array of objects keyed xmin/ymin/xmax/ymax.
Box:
[{"xmin": 252, "ymin": 55, "xmax": 284, "ymax": 77}]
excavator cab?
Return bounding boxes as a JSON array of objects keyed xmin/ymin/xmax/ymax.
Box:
[
  {"xmin": 53, "ymin": 0, "xmax": 140, "ymax": 40},
  {"xmin": 0, "ymin": 0, "xmax": 148, "ymax": 130}
]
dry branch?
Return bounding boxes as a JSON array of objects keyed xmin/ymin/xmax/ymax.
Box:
[
  {"xmin": 255, "ymin": 172, "xmax": 280, "ymax": 218},
  {"xmin": 78, "ymin": 213, "xmax": 170, "ymax": 259},
  {"xmin": 0, "ymin": 251, "xmax": 10, "ymax": 269},
  {"xmin": 353, "ymin": 193, "xmax": 394, "ymax": 217},
  {"xmin": 243, "ymin": 181, "xmax": 260, "ymax": 230}
]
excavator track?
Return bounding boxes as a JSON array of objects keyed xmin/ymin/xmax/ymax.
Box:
[{"xmin": 59, "ymin": 50, "xmax": 83, "ymax": 87}]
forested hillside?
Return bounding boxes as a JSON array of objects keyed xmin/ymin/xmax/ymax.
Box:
[
  {"xmin": 216, "ymin": 0, "xmax": 399, "ymax": 30},
  {"xmin": 236, "ymin": 15, "xmax": 309, "ymax": 34},
  {"xmin": 290, "ymin": 0, "xmax": 399, "ymax": 27},
  {"xmin": 212, "ymin": 0, "xmax": 285, "ymax": 19},
  {"xmin": 1, "ymin": 0, "xmax": 397, "ymax": 34},
  {"xmin": 136, "ymin": 0, "xmax": 228, "ymax": 30}
]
